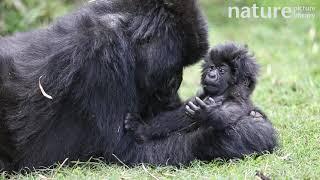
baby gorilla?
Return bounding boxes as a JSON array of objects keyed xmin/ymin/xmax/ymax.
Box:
[
  {"xmin": 185, "ymin": 43, "xmax": 263, "ymax": 130},
  {"xmin": 125, "ymin": 43, "xmax": 276, "ymax": 159}
]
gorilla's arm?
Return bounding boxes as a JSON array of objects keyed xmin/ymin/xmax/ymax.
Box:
[
  {"xmin": 125, "ymin": 105, "xmax": 198, "ymax": 143},
  {"xmin": 124, "ymin": 97, "xmax": 237, "ymax": 142}
]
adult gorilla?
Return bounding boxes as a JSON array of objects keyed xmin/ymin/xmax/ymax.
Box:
[{"xmin": 0, "ymin": 0, "xmax": 208, "ymax": 170}]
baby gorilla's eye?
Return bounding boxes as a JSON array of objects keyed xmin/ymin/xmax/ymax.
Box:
[
  {"xmin": 210, "ymin": 65, "xmax": 215, "ymax": 69},
  {"xmin": 219, "ymin": 67, "xmax": 225, "ymax": 73}
]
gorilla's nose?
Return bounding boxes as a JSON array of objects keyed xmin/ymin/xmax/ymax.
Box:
[{"xmin": 207, "ymin": 70, "xmax": 218, "ymax": 81}]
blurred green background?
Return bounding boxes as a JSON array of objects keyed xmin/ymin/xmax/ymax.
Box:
[{"xmin": 0, "ymin": 0, "xmax": 320, "ymax": 179}]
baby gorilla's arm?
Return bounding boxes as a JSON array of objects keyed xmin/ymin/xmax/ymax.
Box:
[
  {"xmin": 124, "ymin": 106, "xmax": 198, "ymax": 143},
  {"xmin": 186, "ymin": 97, "xmax": 244, "ymax": 130}
]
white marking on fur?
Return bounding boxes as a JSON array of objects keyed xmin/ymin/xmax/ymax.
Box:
[
  {"xmin": 39, "ymin": 76, "xmax": 53, "ymax": 100},
  {"xmin": 102, "ymin": 14, "xmax": 125, "ymax": 28}
]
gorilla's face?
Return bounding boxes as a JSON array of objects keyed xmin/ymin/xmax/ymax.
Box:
[{"xmin": 202, "ymin": 63, "xmax": 232, "ymax": 95}]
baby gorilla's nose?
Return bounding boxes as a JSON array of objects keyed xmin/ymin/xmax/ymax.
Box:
[{"xmin": 207, "ymin": 69, "xmax": 219, "ymax": 81}]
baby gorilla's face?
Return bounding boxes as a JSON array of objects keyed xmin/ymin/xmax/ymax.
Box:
[{"xmin": 202, "ymin": 63, "xmax": 232, "ymax": 95}]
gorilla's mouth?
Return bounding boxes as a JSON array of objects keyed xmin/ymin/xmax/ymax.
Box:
[
  {"xmin": 203, "ymin": 84, "xmax": 219, "ymax": 94},
  {"xmin": 203, "ymin": 77, "xmax": 219, "ymax": 86},
  {"xmin": 203, "ymin": 79, "xmax": 219, "ymax": 88}
]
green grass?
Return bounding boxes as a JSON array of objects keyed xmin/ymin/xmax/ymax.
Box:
[
  {"xmin": 0, "ymin": 0, "xmax": 75, "ymax": 35},
  {"xmin": 1, "ymin": 0, "xmax": 320, "ymax": 179}
]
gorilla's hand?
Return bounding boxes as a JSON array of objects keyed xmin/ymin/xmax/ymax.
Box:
[
  {"xmin": 185, "ymin": 97, "xmax": 221, "ymax": 122},
  {"xmin": 124, "ymin": 113, "xmax": 149, "ymax": 144},
  {"xmin": 124, "ymin": 113, "xmax": 141, "ymax": 132}
]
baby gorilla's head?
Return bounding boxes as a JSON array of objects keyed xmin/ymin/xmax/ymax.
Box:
[
  {"xmin": 201, "ymin": 61, "xmax": 232, "ymax": 95},
  {"xmin": 202, "ymin": 43, "xmax": 259, "ymax": 99}
]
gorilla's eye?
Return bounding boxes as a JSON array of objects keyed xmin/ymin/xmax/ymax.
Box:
[
  {"xmin": 210, "ymin": 65, "xmax": 215, "ymax": 69},
  {"xmin": 219, "ymin": 67, "xmax": 225, "ymax": 73}
]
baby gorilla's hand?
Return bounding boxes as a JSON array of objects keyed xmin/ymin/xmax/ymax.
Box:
[
  {"xmin": 250, "ymin": 111, "xmax": 265, "ymax": 121},
  {"xmin": 124, "ymin": 113, "xmax": 148, "ymax": 144},
  {"xmin": 185, "ymin": 97, "xmax": 221, "ymax": 122}
]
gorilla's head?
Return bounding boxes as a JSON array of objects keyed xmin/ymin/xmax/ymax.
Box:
[
  {"xmin": 202, "ymin": 43, "xmax": 259, "ymax": 99},
  {"xmin": 128, "ymin": 0, "xmax": 208, "ymax": 106}
]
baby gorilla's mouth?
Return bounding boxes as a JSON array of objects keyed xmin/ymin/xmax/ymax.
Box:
[
  {"xmin": 203, "ymin": 84, "xmax": 219, "ymax": 94},
  {"xmin": 203, "ymin": 79, "xmax": 219, "ymax": 88}
]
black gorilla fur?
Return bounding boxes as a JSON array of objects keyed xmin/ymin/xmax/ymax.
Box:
[
  {"xmin": 0, "ymin": 0, "xmax": 209, "ymax": 171},
  {"xmin": 125, "ymin": 43, "xmax": 277, "ymax": 160}
]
